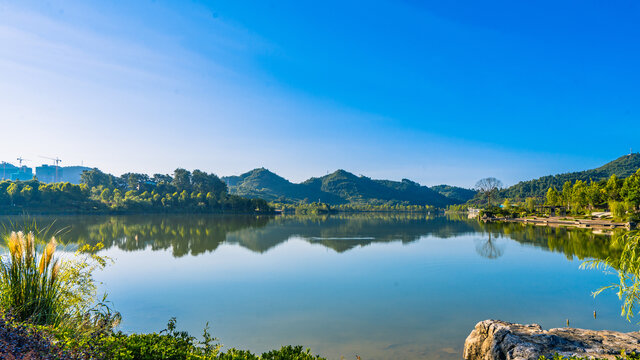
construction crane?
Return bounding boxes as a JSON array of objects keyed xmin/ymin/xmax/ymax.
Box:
[
  {"xmin": 16, "ymin": 157, "xmax": 30, "ymax": 167},
  {"xmin": 40, "ymin": 156, "xmax": 62, "ymax": 183}
]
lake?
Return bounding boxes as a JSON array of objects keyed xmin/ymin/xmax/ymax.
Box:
[{"xmin": 1, "ymin": 213, "xmax": 636, "ymax": 360}]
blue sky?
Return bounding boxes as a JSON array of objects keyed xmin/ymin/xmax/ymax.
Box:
[{"xmin": 0, "ymin": 0, "xmax": 638, "ymax": 187}]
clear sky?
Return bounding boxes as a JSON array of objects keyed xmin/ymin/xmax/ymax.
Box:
[{"xmin": 1, "ymin": 0, "xmax": 638, "ymax": 187}]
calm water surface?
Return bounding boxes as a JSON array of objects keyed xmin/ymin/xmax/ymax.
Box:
[{"xmin": 2, "ymin": 214, "xmax": 636, "ymax": 360}]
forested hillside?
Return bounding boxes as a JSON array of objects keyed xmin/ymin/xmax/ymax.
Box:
[
  {"xmin": 502, "ymin": 153, "xmax": 640, "ymax": 199},
  {"xmin": 224, "ymin": 169, "xmax": 460, "ymax": 207},
  {"xmin": 431, "ymin": 185, "xmax": 477, "ymax": 203}
]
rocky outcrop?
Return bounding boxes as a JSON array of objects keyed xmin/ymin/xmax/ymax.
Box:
[{"xmin": 464, "ymin": 320, "xmax": 640, "ymax": 360}]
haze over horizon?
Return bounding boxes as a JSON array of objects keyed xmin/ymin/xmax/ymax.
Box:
[{"xmin": 1, "ymin": 0, "xmax": 638, "ymax": 187}]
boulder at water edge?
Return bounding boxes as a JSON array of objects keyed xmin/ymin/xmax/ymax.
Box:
[{"xmin": 464, "ymin": 320, "xmax": 640, "ymax": 360}]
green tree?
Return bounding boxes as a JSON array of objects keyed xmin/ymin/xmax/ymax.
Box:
[
  {"xmin": 622, "ymin": 169, "xmax": 640, "ymax": 210},
  {"xmin": 121, "ymin": 173, "xmax": 150, "ymax": 191},
  {"xmin": 609, "ymin": 201, "xmax": 627, "ymax": 221},
  {"xmin": 561, "ymin": 181, "xmax": 573, "ymax": 211},
  {"xmin": 172, "ymin": 169, "xmax": 192, "ymax": 192},
  {"xmin": 502, "ymin": 199, "xmax": 511, "ymax": 209},
  {"xmin": 586, "ymin": 180, "xmax": 605, "ymax": 210},
  {"xmin": 80, "ymin": 168, "xmax": 112, "ymax": 188},
  {"xmin": 605, "ymin": 174, "xmax": 622, "ymax": 202},
  {"xmin": 571, "ymin": 180, "xmax": 589, "ymax": 213},
  {"xmin": 6, "ymin": 182, "xmax": 19, "ymax": 205},
  {"xmin": 152, "ymin": 173, "xmax": 172, "ymax": 184},
  {"xmin": 546, "ymin": 187, "xmax": 560, "ymax": 206},
  {"xmin": 19, "ymin": 185, "xmax": 34, "ymax": 203},
  {"xmin": 525, "ymin": 197, "xmax": 537, "ymax": 213},
  {"xmin": 100, "ymin": 188, "xmax": 112, "ymax": 202}
]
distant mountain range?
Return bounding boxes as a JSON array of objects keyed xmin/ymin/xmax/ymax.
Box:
[
  {"xmin": 224, "ymin": 153, "xmax": 640, "ymax": 207},
  {"xmin": 223, "ymin": 168, "xmax": 476, "ymax": 206},
  {"xmin": 502, "ymin": 153, "xmax": 640, "ymax": 199}
]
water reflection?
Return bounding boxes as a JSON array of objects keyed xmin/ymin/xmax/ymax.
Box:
[
  {"xmin": 0, "ymin": 214, "xmax": 622, "ymax": 261},
  {"xmin": 474, "ymin": 233, "xmax": 505, "ymax": 259},
  {"xmin": 0, "ymin": 213, "xmax": 632, "ymax": 360}
]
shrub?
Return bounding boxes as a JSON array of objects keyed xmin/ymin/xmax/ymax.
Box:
[
  {"xmin": 261, "ymin": 345, "xmax": 325, "ymax": 360},
  {"xmin": 610, "ymin": 201, "xmax": 627, "ymax": 221},
  {"xmin": 61, "ymin": 317, "xmax": 222, "ymax": 360},
  {"xmin": 216, "ymin": 345, "xmax": 326, "ymax": 360}
]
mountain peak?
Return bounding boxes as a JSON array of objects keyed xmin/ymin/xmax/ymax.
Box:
[
  {"xmin": 326, "ymin": 169, "xmax": 358, "ymax": 179},
  {"xmin": 595, "ymin": 153, "xmax": 640, "ymax": 174}
]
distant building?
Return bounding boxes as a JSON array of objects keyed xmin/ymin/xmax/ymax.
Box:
[
  {"xmin": 35, "ymin": 165, "xmax": 90, "ymax": 184},
  {"xmin": 10, "ymin": 166, "xmax": 33, "ymax": 181},
  {"xmin": 1, "ymin": 162, "xmax": 19, "ymax": 180},
  {"xmin": 60, "ymin": 166, "xmax": 91, "ymax": 184},
  {"xmin": 2, "ymin": 161, "xmax": 92, "ymax": 184},
  {"xmin": 36, "ymin": 164, "xmax": 63, "ymax": 183},
  {"xmin": 1, "ymin": 162, "xmax": 33, "ymax": 181}
]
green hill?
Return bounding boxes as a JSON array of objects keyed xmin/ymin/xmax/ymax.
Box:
[
  {"xmin": 431, "ymin": 184, "xmax": 477, "ymax": 203},
  {"xmin": 502, "ymin": 153, "xmax": 640, "ymax": 199},
  {"xmin": 223, "ymin": 169, "xmax": 459, "ymax": 207},
  {"xmin": 223, "ymin": 168, "xmax": 341, "ymax": 203}
]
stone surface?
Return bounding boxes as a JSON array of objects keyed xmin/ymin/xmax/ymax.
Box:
[{"xmin": 464, "ymin": 320, "xmax": 640, "ymax": 360}]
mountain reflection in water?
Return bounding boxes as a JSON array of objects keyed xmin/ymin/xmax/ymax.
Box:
[{"xmin": 1, "ymin": 213, "xmax": 621, "ymax": 261}]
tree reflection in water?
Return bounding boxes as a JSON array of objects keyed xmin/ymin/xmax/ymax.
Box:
[
  {"xmin": 0, "ymin": 214, "xmax": 623, "ymax": 262},
  {"xmin": 474, "ymin": 232, "xmax": 505, "ymax": 259}
]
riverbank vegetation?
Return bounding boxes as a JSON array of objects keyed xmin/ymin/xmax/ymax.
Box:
[
  {"xmin": 0, "ymin": 223, "xmax": 328, "ymax": 359},
  {"xmin": 503, "ymin": 153, "xmax": 640, "ymax": 200},
  {"xmin": 0, "ymin": 168, "xmax": 271, "ymax": 214},
  {"xmin": 471, "ymin": 169, "xmax": 640, "ymax": 223}
]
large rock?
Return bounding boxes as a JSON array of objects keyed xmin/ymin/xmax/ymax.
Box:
[{"xmin": 464, "ymin": 320, "xmax": 640, "ymax": 360}]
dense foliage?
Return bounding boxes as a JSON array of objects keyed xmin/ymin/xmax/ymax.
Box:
[
  {"xmin": 503, "ymin": 153, "xmax": 640, "ymax": 200},
  {"xmin": 1, "ymin": 313, "xmax": 328, "ymax": 360},
  {"xmin": 225, "ymin": 168, "xmax": 459, "ymax": 207},
  {"xmin": 0, "ymin": 168, "xmax": 271, "ymax": 214},
  {"xmin": 430, "ymin": 184, "xmax": 477, "ymax": 203},
  {"xmin": 541, "ymin": 169, "xmax": 640, "ymax": 220}
]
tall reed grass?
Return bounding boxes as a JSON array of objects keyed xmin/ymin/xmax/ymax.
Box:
[{"xmin": 0, "ymin": 231, "xmax": 62, "ymax": 325}]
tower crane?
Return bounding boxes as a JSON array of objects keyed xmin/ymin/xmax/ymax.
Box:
[
  {"xmin": 16, "ymin": 157, "xmax": 30, "ymax": 167},
  {"xmin": 40, "ymin": 156, "xmax": 62, "ymax": 183}
]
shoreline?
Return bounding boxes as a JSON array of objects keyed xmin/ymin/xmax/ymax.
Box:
[{"xmin": 481, "ymin": 215, "xmax": 635, "ymax": 231}]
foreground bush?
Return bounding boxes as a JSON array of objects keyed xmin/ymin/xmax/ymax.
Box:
[{"xmin": 1, "ymin": 315, "xmax": 329, "ymax": 360}]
